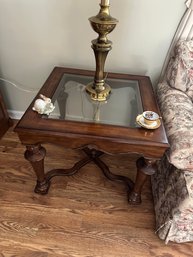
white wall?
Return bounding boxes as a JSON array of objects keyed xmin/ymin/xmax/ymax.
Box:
[{"xmin": 0, "ymin": 0, "xmax": 185, "ymax": 113}]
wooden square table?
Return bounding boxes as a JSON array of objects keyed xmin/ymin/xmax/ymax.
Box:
[
  {"xmin": 0, "ymin": 90, "xmax": 12, "ymax": 139},
  {"xmin": 14, "ymin": 67, "xmax": 169, "ymax": 204}
]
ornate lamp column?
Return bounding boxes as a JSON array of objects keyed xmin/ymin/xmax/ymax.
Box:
[{"xmin": 86, "ymin": 0, "xmax": 118, "ymax": 101}]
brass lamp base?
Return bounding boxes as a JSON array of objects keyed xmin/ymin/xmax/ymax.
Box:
[
  {"xmin": 86, "ymin": 82, "xmax": 111, "ymax": 101},
  {"xmin": 86, "ymin": 2, "xmax": 118, "ymax": 102}
]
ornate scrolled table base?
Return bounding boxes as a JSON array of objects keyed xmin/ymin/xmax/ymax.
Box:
[{"xmin": 24, "ymin": 144, "xmax": 157, "ymax": 205}]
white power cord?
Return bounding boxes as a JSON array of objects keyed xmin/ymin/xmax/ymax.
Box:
[{"xmin": 0, "ymin": 77, "xmax": 38, "ymax": 93}]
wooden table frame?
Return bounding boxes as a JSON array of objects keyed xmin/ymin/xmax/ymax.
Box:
[
  {"xmin": 0, "ymin": 90, "xmax": 12, "ymax": 139},
  {"xmin": 14, "ymin": 67, "xmax": 169, "ymax": 204}
]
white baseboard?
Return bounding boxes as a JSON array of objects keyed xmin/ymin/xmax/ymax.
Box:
[{"xmin": 8, "ymin": 110, "xmax": 24, "ymax": 120}]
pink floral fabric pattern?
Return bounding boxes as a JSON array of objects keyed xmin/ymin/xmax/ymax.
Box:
[
  {"xmin": 166, "ymin": 40, "xmax": 193, "ymax": 100},
  {"xmin": 152, "ymin": 155, "xmax": 193, "ymax": 243},
  {"xmin": 152, "ymin": 40, "xmax": 193, "ymax": 243},
  {"xmin": 157, "ymin": 82, "xmax": 193, "ymax": 170}
]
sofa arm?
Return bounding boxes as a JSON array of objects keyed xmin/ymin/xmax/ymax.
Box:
[{"xmin": 157, "ymin": 82, "xmax": 193, "ymax": 171}]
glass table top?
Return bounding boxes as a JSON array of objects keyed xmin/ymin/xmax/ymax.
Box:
[{"xmin": 46, "ymin": 73, "xmax": 143, "ymax": 128}]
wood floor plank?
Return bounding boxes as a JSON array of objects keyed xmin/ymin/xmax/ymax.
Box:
[{"xmin": 0, "ymin": 123, "xmax": 193, "ymax": 257}]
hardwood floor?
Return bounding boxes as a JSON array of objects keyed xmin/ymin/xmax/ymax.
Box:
[{"xmin": 0, "ymin": 123, "xmax": 192, "ymax": 257}]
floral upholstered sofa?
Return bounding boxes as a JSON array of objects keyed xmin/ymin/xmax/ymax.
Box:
[{"xmin": 151, "ymin": 39, "xmax": 193, "ymax": 243}]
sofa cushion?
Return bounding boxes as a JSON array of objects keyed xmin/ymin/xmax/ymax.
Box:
[
  {"xmin": 166, "ymin": 40, "xmax": 193, "ymax": 100},
  {"xmin": 157, "ymin": 82, "xmax": 193, "ymax": 171}
]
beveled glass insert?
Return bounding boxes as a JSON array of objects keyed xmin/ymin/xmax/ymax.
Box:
[{"xmin": 46, "ymin": 74, "xmax": 143, "ymax": 127}]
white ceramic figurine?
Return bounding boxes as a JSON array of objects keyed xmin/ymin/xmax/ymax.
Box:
[{"xmin": 32, "ymin": 94, "xmax": 55, "ymax": 115}]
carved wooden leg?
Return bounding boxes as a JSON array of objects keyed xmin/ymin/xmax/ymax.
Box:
[
  {"xmin": 24, "ymin": 144, "xmax": 50, "ymax": 194},
  {"xmin": 128, "ymin": 157, "xmax": 156, "ymax": 205}
]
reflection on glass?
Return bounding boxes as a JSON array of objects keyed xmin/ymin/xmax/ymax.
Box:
[{"xmin": 45, "ymin": 74, "xmax": 143, "ymax": 128}]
